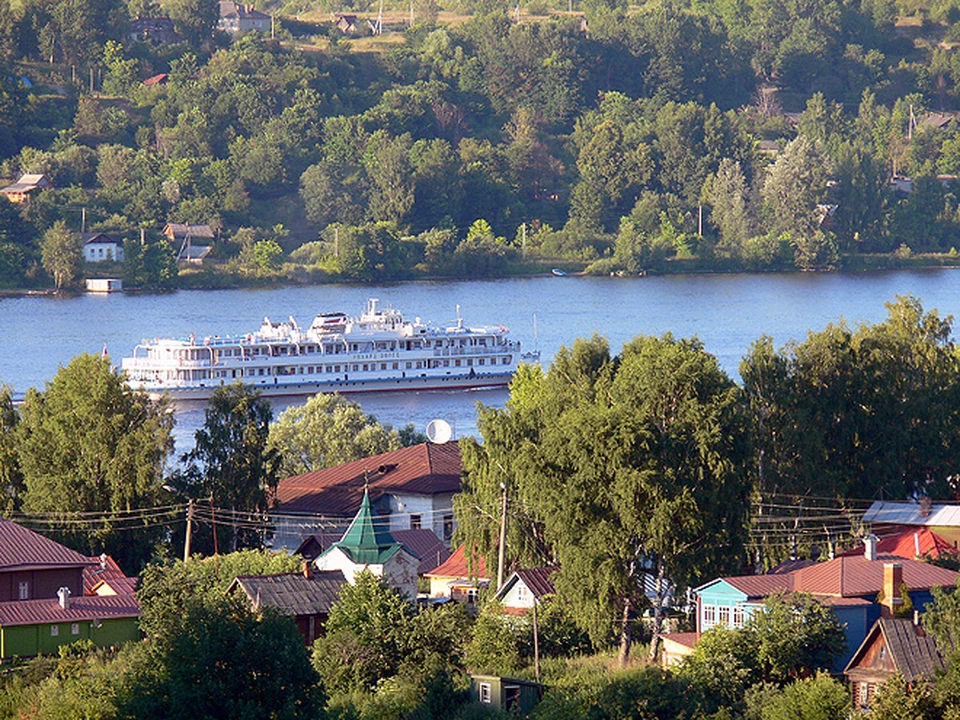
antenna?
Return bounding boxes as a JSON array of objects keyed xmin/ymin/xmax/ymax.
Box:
[
  {"xmin": 375, "ymin": 0, "xmax": 383, "ymax": 35},
  {"xmin": 426, "ymin": 419, "xmax": 452, "ymax": 444}
]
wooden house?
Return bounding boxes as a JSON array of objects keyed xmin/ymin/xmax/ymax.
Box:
[
  {"xmin": 228, "ymin": 564, "xmax": 346, "ymax": 645},
  {"xmin": 470, "ymin": 674, "xmax": 543, "ymax": 714},
  {"xmin": 844, "ymin": 617, "xmax": 944, "ymax": 710},
  {"xmin": 83, "ymin": 232, "xmax": 124, "ymax": 263},
  {"xmin": 423, "ymin": 544, "xmax": 489, "ymax": 606},
  {"xmin": 492, "ymin": 567, "xmax": 557, "ymax": 615},
  {"xmin": 1, "ymin": 174, "xmax": 51, "ymax": 204}
]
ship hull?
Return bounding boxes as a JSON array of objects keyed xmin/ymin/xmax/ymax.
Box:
[{"xmin": 133, "ymin": 371, "xmax": 513, "ymax": 402}]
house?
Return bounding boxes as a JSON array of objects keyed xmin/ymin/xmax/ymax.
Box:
[
  {"xmin": 1, "ymin": 174, "xmax": 51, "ymax": 203},
  {"xmin": 227, "ymin": 564, "xmax": 346, "ymax": 645},
  {"xmin": 0, "ymin": 517, "xmax": 94, "ymax": 601},
  {"xmin": 423, "ymin": 544, "xmax": 489, "ymax": 606},
  {"xmin": 470, "ymin": 674, "xmax": 543, "ymax": 714},
  {"xmin": 334, "ymin": 13, "xmax": 359, "ymax": 34},
  {"xmin": 162, "ymin": 223, "xmax": 215, "ymax": 264},
  {"xmin": 295, "ymin": 528, "xmax": 451, "ymax": 575},
  {"xmin": 313, "ymin": 488, "xmax": 420, "ymax": 599},
  {"xmin": 694, "ymin": 535, "xmax": 957, "ymax": 671},
  {"xmin": 129, "ymin": 17, "xmax": 179, "ymax": 44},
  {"xmin": 838, "ymin": 528, "xmax": 957, "ymax": 562},
  {"xmin": 0, "ymin": 592, "xmax": 141, "ymax": 659},
  {"xmin": 271, "ymin": 441, "xmax": 461, "ymax": 552},
  {"xmin": 493, "ymin": 567, "xmax": 557, "ymax": 615},
  {"xmin": 83, "ymin": 232, "xmax": 124, "ymax": 263},
  {"xmin": 659, "ymin": 632, "xmax": 700, "ymax": 669},
  {"xmin": 844, "ymin": 617, "xmax": 944, "ymax": 710},
  {"xmin": 82, "ymin": 555, "xmax": 133, "ymax": 596},
  {"xmin": 218, "ymin": 1, "xmax": 271, "ymax": 34},
  {"xmin": 0, "ymin": 522, "xmax": 141, "ymax": 659},
  {"xmin": 863, "ymin": 500, "xmax": 960, "ymax": 548}
]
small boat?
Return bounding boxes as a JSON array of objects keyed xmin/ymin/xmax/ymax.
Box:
[
  {"xmin": 551, "ymin": 269, "xmax": 566, "ymax": 276},
  {"xmin": 121, "ymin": 298, "xmax": 540, "ymax": 401}
]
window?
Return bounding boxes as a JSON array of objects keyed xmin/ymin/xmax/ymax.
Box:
[
  {"xmin": 859, "ymin": 682, "xmax": 870, "ymax": 707},
  {"xmin": 50, "ymin": 625, "xmax": 59, "ymax": 637},
  {"xmin": 443, "ymin": 514, "xmax": 454, "ymax": 541},
  {"xmin": 732, "ymin": 606, "xmax": 745, "ymax": 628},
  {"xmin": 504, "ymin": 685, "xmax": 521, "ymax": 711},
  {"xmin": 718, "ymin": 606, "xmax": 731, "ymax": 627},
  {"xmin": 517, "ymin": 585, "xmax": 530, "ymax": 602},
  {"xmin": 18, "ymin": 581, "xmax": 28, "ymax": 600},
  {"xmin": 702, "ymin": 605, "xmax": 716, "ymax": 630},
  {"xmin": 410, "ymin": 514, "xmax": 421, "ymax": 530},
  {"xmin": 467, "ymin": 588, "xmax": 478, "ymax": 605},
  {"xmin": 479, "ymin": 683, "xmax": 492, "ymax": 704},
  {"xmin": 71, "ymin": 623, "xmax": 80, "ymax": 635}
]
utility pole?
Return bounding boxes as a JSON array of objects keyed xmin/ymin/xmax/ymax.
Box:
[
  {"xmin": 533, "ymin": 601, "xmax": 541, "ymax": 682},
  {"xmin": 81, "ymin": 207, "xmax": 86, "ymax": 234},
  {"xmin": 522, "ymin": 222, "xmax": 527, "ymax": 260},
  {"xmin": 183, "ymin": 498, "xmax": 195, "ymax": 562},
  {"xmin": 497, "ymin": 481, "xmax": 507, "ymax": 590}
]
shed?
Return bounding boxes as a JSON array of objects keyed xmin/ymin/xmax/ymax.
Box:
[{"xmin": 470, "ymin": 674, "xmax": 543, "ymax": 714}]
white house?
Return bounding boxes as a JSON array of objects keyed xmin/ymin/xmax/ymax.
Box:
[
  {"xmin": 313, "ymin": 489, "xmax": 420, "ymax": 599},
  {"xmin": 83, "ymin": 233, "xmax": 124, "ymax": 263},
  {"xmin": 492, "ymin": 567, "xmax": 557, "ymax": 615}
]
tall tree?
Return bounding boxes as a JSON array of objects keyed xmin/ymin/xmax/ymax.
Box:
[
  {"xmin": 0, "ymin": 386, "xmax": 22, "ymax": 515},
  {"xmin": 177, "ymin": 383, "xmax": 278, "ymax": 552},
  {"xmin": 456, "ymin": 334, "xmax": 751, "ymax": 665},
  {"xmin": 41, "ymin": 220, "xmax": 82, "ymax": 291},
  {"xmin": 267, "ymin": 394, "xmax": 403, "ymax": 478},
  {"xmin": 16, "ymin": 354, "xmax": 173, "ymax": 568},
  {"xmin": 761, "ymin": 136, "xmax": 832, "ymax": 241}
]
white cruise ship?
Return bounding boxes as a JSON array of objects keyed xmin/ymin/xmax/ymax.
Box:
[{"xmin": 121, "ymin": 299, "xmax": 538, "ymax": 400}]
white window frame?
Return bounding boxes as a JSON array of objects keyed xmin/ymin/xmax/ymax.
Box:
[
  {"xmin": 71, "ymin": 623, "xmax": 80, "ymax": 635},
  {"xmin": 702, "ymin": 604, "xmax": 716, "ymax": 629},
  {"xmin": 479, "ymin": 682, "xmax": 492, "ymax": 704},
  {"xmin": 50, "ymin": 625, "xmax": 59, "ymax": 637},
  {"xmin": 18, "ymin": 581, "xmax": 28, "ymax": 600}
]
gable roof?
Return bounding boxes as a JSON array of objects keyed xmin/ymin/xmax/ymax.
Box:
[
  {"xmin": 700, "ymin": 553, "xmax": 957, "ymax": 601},
  {"xmin": 229, "ymin": 570, "xmax": 345, "ymax": 616},
  {"xmin": 425, "ymin": 543, "xmax": 488, "ymax": 580},
  {"xmin": 845, "ymin": 618, "xmax": 945, "ymax": 681},
  {"xmin": 162, "ymin": 223, "xmax": 215, "ymax": 240},
  {"xmin": 0, "ymin": 519, "xmax": 94, "ymax": 572},
  {"xmin": 2, "ymin": 174, "xmax": 51, "ymax": 194},
  {"xmin": 274, "ymin": 442, "xmax": 461, "ymax": 517},
  {"xmin": 0, "ymin": 594, "xmax": 140, "ymax": 627},
  {"xmin": 83, "ymin": 555, "xmax": 129, "ymax": 595},
  {"xmin": 321, "ymin": 489, "xmax": 405, "ymax": 565},
  {"xmin": 839, "ymin": 529, "xmax": 957, "ymax": 561},
  {"xmin": 494, "ymin": 567, "xmax": 558, "ymax": 604},
  {"xmin": 82, "ymin": 232, "xmax": 118, "ymax": 246}
]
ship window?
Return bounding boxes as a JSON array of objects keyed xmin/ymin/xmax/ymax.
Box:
[
  {"xmin": 416, "ymin": 362, "xmax": 423, "ymax": 369},
  {"xmin": 381, "ymin": 363, "xmax": 387, "ymax": 370},
  {"xmin": 455, "ymin": 360, "xmax": 461, "ymax": 367},
  {"xmin": 352, "ymin": 365, "xmax": 358, "ymax": 371},
  {"xmin": 363, "ymin": 364, "xmax": 369, "ymax": 371},
  {"xmin": 504, "ymin": 357, "xmax": 512, "ymax": 364},
  {"xmin": 466, "ymin": 359, "xmax": 473, "ymax": 366},
  {"xmin": 334, "ymin": 365, "xmax": 340, "ymax": 372},
  {"xmin": 444, "ymin": 360, "xmax": 449, "ymax": 367},
  {"xmin": 406, "ymin": 362, "xmax": 412, "ymax": 369},
  {"xmin": 392, "ymin": 362, "xmax": 398, "ymax": 369},
  {"xmin": 259, "ymin": 369, "xmax": 265, "ymax": 375},
  {"xmin": 479, "ymin": 359, "xmax": 485, "ymax": 365}
]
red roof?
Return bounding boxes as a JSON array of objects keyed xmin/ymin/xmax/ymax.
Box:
[
  {"xmin": 91, "ymin": 577, "xmax": 138, "ymax": 596},
  {"xmin": 143, "ymin": 73, "xmax": 168, "ymax": 86},
  {"xmin": 424, "ymin": 544, "xmax": 488, "ymax": 580},
  {"xmin": 274, "ymin": 442, "xmax": 462, "ymax": 516},
  {"xmin": 660, "ymin": 632, "xmax": 701, "ymax": 650},
  {"xmin": 0, "ymin": 595, "xmax": 140, "ymax": 627},
  {"xmin": 839, "ymin": 529, "xmax": 957, "ymax": 560},
  {"xmin": 83, "ymin": 555, "xmax": 129, "ymax": 595},
  {"xmin": 0, "ymin": 519, "xmax": 93, "ymax": 572}
]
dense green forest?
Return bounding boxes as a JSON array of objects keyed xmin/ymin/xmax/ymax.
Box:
[{"xmin": 7, "ymin": 0, "xmax": 960, "ymax": 287}]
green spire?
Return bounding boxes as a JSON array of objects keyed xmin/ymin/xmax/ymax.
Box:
[{"xmin": 329, "ymin": 489, "xmax": 402, "ymax": 565}]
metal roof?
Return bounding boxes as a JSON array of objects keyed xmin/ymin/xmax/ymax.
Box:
[
  {"xmin": 0, "ymin": 595, "xmax": 140, "ymax": 627},
  {"xmin": 424, "ymin": 543, "xmax": 488, "ymax": 580},
  {"xmin": 274, "ymin": 442, "xmax": 462, "ymax": 517},
  {"xmin": 0, "ymin": 519, "xmax": 94, "ymax": 572},
  {"xmin": 863, "ymin": 501, "xmax": 960, "ymax": 528},
  {"xmin": 845, "ymin": 618, "xmax": 945, "ymax": 681}
]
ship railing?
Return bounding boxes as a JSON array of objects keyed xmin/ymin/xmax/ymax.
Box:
[
  {"xmin": 432, "ymin": 343, "xmax": 521, "ymax": 357},
  {"xmin": 122, "ymin": 358, "xmax": 213, "ymax": 370}
]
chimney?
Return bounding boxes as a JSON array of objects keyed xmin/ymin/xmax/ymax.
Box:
[
  {"xmin": 864, "ymin": 533, "xmax": 879, "ymax": 561},
  {"xmin": 302, "ymin": 560, "xmax": 313, "ymax": 579},
  {"xmin": 883, "ymin": 562, "xmax": 904, "ymax": 616},
  {"xmin": 57, "ymin": 587, "xmax": 71, "ymax": 610}
]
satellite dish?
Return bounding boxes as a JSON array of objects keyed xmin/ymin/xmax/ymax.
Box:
[{"xmin": 426, "ymin": 419, "xmax": 453, "ymax": 444}]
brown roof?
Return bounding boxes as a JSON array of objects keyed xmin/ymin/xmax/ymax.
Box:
[
  {"xmin": 515, "ymin": 567, "xmax": 557, "ymax": 598},
  {"xmin": 424, "ymin": 543, "xmax": 488, "ymax": 580},
  {"xmin": 274, "ymin": 442, "xmax": 462, "ymax": 517},
  {"xmin": 162, "ymin": 223, "xmax": 215, "ymax": 240},
  {"xmin": 793, "ymin": 554, "xmax": 958, "ymax": 597},
  {"xmin": 659, "ymin": 631, "xmax": 701, "ymax": 650},
  {"xmin": 716, "ymin": 553, "xmax": 957, "ymax": 600},
  {"xmin": 0, "ymin": 519, "xmax": 94, "ymax": 572},
  {"xmin": 83, "ymin": 555, "xmax": 128, "ymax": 595},
  {"xmin": 0, "ymin": 594, "xmax": 140, "ymax": 627},
  {"xmin": 91, "ymin": 577, "xmax": 138, "ymax": 596},
  {"xmin": 846, "ymin": 618, "xmax": 945, "ymax": 681},
  {"xmin": 229, "ymin": 571, "xmax": 345, "ymax": 616}
]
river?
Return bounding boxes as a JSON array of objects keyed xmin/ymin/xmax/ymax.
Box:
[{"xmin": 3, "ymin": 270, "xmax": 960, "ymax": 451}]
